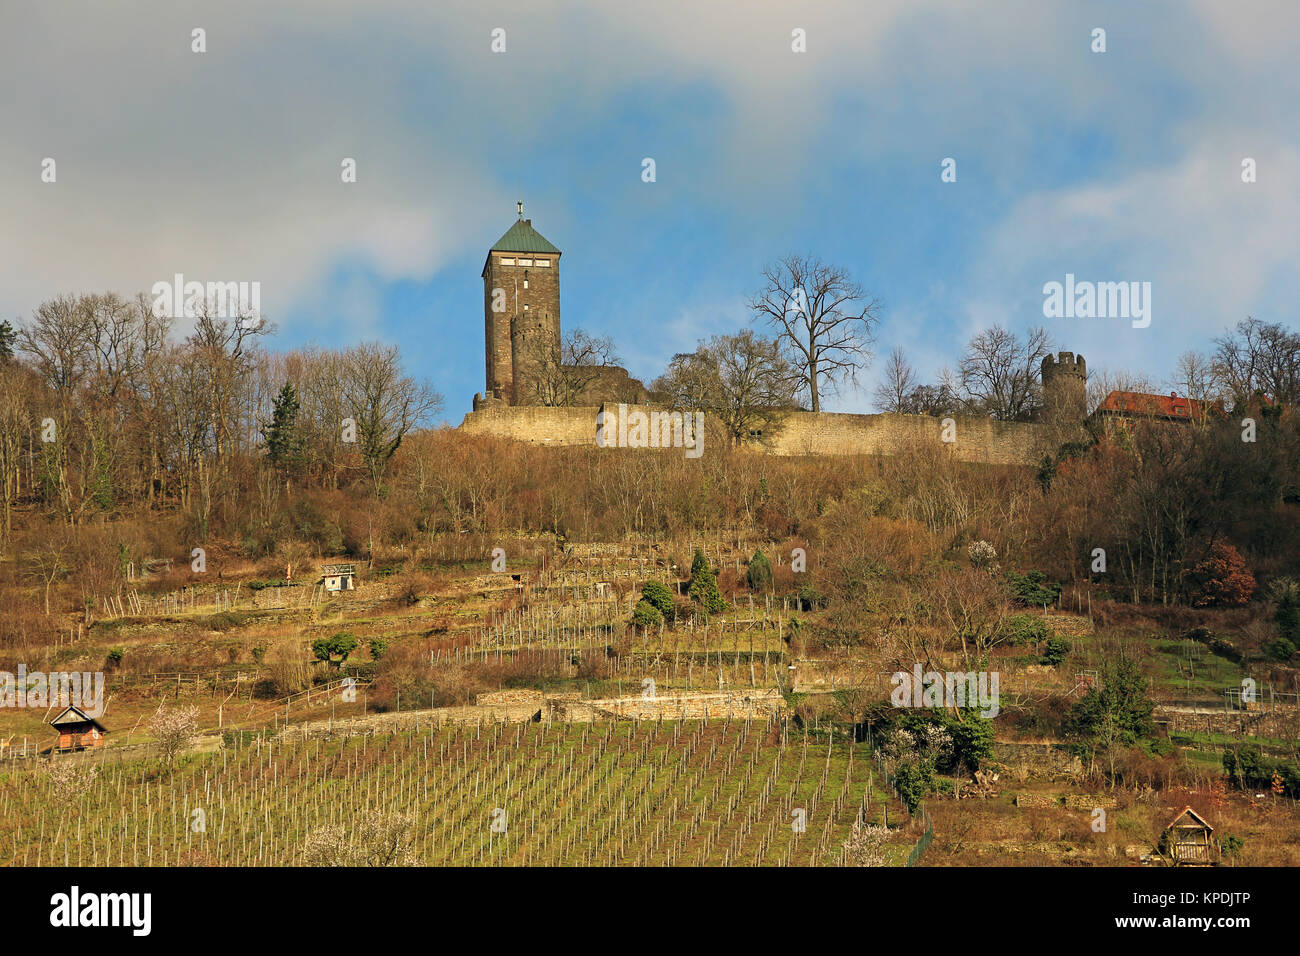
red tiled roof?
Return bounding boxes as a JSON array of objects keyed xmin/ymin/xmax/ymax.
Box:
[{"xmin": 1097, "ymin": 391, "xmax": 1224, "ymax": 419}]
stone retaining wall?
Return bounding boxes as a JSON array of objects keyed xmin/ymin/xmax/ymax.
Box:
[{"xmin": 460, "ymin": 405, "xmax": 1058, "ymax": 466}]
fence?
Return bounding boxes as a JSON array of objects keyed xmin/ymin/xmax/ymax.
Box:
[
  {"xmin": 905, "ymin": 807, "xmax": 934, "ymax": 867},
  {"xmin": 868, "ymin": 735, "xmax": 936, "ymax": 867}
]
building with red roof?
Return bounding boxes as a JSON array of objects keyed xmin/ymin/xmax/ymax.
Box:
[{"xmin": 1095, "ymin": 390, "xmax": 1226, "ymax": 425}]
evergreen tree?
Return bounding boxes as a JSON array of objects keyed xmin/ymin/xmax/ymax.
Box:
[
  {"xmin": 263, "ymin": 382, "xmax": 307, "ymax": 479},
  {"xmin": 689, "ymin": 548, "xmax": 709, "ymax": 580},
  {"xmin": 1067, "ymin": 654, "xmax": 1155, "ymax": 746},
  {"xmin": 687, "ymin": 549, "xmax": 728, "ymax": 614},
  {"xmin": 746, "ymin": 550, "xmax": 773, "ymax": 590}
]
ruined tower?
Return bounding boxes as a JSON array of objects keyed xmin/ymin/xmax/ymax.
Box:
[
  {"xmin": 1040, "ymin": 351, "xmax": 1087, "ymax": 424},
  {"xmin": 478, "ymin": 204, "xmax": 561, "ymax": 407}
]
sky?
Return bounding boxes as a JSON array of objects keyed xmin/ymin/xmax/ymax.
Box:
[{"xmin": 3, "ymin": 0, "xmax": 1298, "ymax": 423}]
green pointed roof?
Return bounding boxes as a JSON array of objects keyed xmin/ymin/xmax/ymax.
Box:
[{"xmin": 490, "ymin": 219, "xmax": 561, "ymax": 255}]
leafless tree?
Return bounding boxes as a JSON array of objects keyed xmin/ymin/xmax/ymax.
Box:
[
  {"xmin": 932, "ymin": 566, "xmax": 1012, "ymax": 670},
  {"xmin": 653, "ymin": 329, "xmax": 796, "ymax": 442},
  {"xmin": 342, "ymin": 343, "xmax": 442, "ymax": 486},
  {"xmin": 749, "ymin": 254, "xmax": 881, "ymax": 411},
  {"xmin": 24, "ymin": 538, "xmax": 69, "ymax": 615},
  {"xmin": 899, "ymin": 381, "xmax": 959, "ymax": 417},
  {"xmin": 0, "ymin": 365, "xmax": 30, "ymax": 554},
  {"xmin": 1212, "ymin": 317, "xmax": 1300, "ymax": 409},
  {"xmin": 525, "ymin": 329, "xmax": 621, "ymax": 406},
  {"xmin": 18, "ymin": 295, "xmax": 95, "ymax": 393},
  {"xmin": 186, "ymin": 300, "xmax": 273, "ymax": 461},
  {"xmin": 872, "ymin": 347, "xmax": 920, "ymax": 413},
  {"xmin": 955, "ymin": 325, "xmax": 1053, "ymax": 421}
]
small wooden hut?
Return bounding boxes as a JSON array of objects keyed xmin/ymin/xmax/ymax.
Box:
[
  {"xmin": 320, "ymin": 563, "xmax": 357, "ymax": 592},
  {"xmin": 1161, "ymin": 806, "xmax": 1216, "ymax": 865},
  {"xmin": 49, "ymin": 706, "xmax": 108, "ymax": 752}
]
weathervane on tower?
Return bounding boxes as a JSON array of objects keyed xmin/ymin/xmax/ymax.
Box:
[{"xmin": 517, "ymin": 200, "xmax": 523, "ymax": 219}]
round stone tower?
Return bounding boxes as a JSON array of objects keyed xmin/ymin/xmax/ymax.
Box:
[{"xmin": 1041, "ymin": 351, "xmax": 1086, "ymax": 423}]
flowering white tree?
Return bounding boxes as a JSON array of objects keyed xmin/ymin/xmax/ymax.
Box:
[
  {"xmin": 148, "ymin": 704, "xmax": 200, "ymax": 765},
  {"xmin": 300, "ymin": 811, "xmax": 416, "ymax": 866},
  {"xmin": 43, "ymin": 761, "xmax": 99, "ymax": 800},
  {"xmin": 967, "ymin": 540, "xmax": 999, "ymax": 573},
  {"xmin": 843, "ymin": 820, "xmax": 890, "ymax": 866}
]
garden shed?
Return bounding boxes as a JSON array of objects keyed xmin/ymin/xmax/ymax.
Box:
[
  {"xmin": 1161, "ymin": 806, "xmax": 1216, "ymax": 865},
  {"xmin": 49, "ymin": 706, "xmax": 108, "ymax": 752}
]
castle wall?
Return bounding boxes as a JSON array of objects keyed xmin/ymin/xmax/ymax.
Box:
[{"xmin": 459, "ymin": 404, "xmax": 1054, "ymax": 464}]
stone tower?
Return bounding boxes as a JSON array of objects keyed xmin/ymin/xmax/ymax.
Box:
[
  {"xmin": 479, "ymin": 205, "xmax": 562, "ymax": 407},
  {"xmin": 1040, "ymin": 351, "xmax": 1087, "ymax": 423}
]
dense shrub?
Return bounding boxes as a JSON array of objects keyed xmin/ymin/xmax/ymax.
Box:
[
  {"xmin": 1067, "ymin": 655, "xmax": 1155, "ymax": 747},
  {"xmin": 1269, "ymin": 577, "xmax": 1300, "ymax": 641},
  {"xmin": 891, "ymin": 761, "xmax": 933, "ymax": 814},
  {"xmin": 1223, "ymin": 745, "xmax": 1300, "ymax": 798},
  {"xmin": 746, "ymin": 550, "xmax": 773, "ymax": 590},
  {"xmin": 1006, "ymin": 570, "xmax": 1061, "ymax": 607},
  {"xmin": 1190, "ymin": 543, "xmax": 1256, "ymax": 607},
  {"xmin": 1041, "ymin": 636, "xmax": 1071, "ymax": 666},
  {"xmin": 640, "ymin": 581, "xmax": 676, "ymax": 620},
  {"xmin": 312, "ymin": 632, "xmax": 359, "ymax": 667},
  {"xmin": 1207, "ymin": 637, "xmax": 1242, "ymax": 662},
  {"xmin": 797, "ymin": 584, "xmax": 824, "ymax": 611},
  {"xmin": 1004, "ymin": 614, "xmax": 1049, "ymax": 646},
  {"xmin": 631, "ymin": 599, "xmax": 664, "ymax": 629}
]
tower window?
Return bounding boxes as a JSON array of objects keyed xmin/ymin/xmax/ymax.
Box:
[
  {"xmin": 518, "ymin": 258, "xmax": 533, "ymax": 266},
  {"xmin": 500, "ymin": 257, "xmax": 515, "ymax": 265},
  {"xmin": 523, "ymin": 279, "xmax": 529, "ymax": 289},
  {"xmin": 535, "ymin": 259, "xmax": 550, "ymax": 267}
]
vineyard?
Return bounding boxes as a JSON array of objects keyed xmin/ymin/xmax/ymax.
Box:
[{"xmin": 0, "ymin": 720, "xmax": 908, "ymax": 866}]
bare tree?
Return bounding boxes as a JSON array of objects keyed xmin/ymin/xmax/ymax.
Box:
[
  {"xmin": 25, "ymin": 539, "xmax": 69, "ymax": 615},
  {"xmin": 1212, "ymin": 317, "xmax": 1300, "ymax": 409},
  {"xmin": 900, "ymin": 381, "xmax": 959, "ymax": 417},
  {"xmin": 955, "ymin": 325, "xmax": 1053, "ymax": 421},
  {"xmin": 1169, "ymin": 350, "xmax": 1221, "ymax": 420},
  {"xmin": 293, "ymin": 347, "xmax": 351, "ymax": 488},
  {"xmin": 342, "ymin": 343, "xmax": 442, "ymax": 486},
  {"xmin": 0, "ymin": 364, "xmax": 30, "ymax": 555},
  {"xmin": 653, "ymin": 330, "xmax": 796, "ymax": 442},
  {"xmin": 187, "ymin": 300, "xmax": 273, "ymax": 461},
  {"xmin": 524, "ymin": 329, "xmax": 621, "ymax": 406},
  {"xmin": 872, "ymin": 348, "xmax": 920, "ymax": 413},
  {"xmin": 749, "ymin": 254, "xmax": 881, "ymax": 412},
  {"xmin": 932, "ymin": 566, "xmax": 1012, "ymax": 670},
  {"xmin": 18, "ymin": 295, "xmax": 95, "ymax": 393}
]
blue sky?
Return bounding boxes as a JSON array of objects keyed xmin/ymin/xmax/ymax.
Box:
[{"xmin": 3, "ymin": 0, "xmax": 1298, "ymax": 423}]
